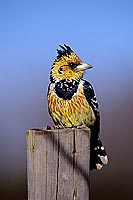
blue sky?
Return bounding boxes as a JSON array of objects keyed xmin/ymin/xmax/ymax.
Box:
[{"xmin": 0, "ymin": 0, "xmax": 133, "ymax": 70}]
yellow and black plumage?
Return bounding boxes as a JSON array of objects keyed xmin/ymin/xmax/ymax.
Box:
[{"xmin": 47, "ymin": 44, "xmax": 108, "ymax": 170}]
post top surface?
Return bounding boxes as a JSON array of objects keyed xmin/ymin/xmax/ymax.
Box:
[{"xmin": 26, "ymin": 127, "xmax": 90, "ymax": 136}]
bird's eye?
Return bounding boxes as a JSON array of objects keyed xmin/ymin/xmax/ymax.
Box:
[
  {"xmin": 69, "ymin": 62, "xmax": 77, "ymax": 69},
  {"xmin": 58, "ymin": 66, "xmax": 64, "ymax": 74}
]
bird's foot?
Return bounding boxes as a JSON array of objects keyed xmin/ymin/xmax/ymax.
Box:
[
  {"xmin": 54, "ymin": 125, "xmax": 64, "ymax": 129},
  {"xmin": 76, "ymin": 125, "xmax": 88, "ymax": 129}
]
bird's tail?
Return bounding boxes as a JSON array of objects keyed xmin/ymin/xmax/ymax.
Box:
[{"xmin": 90, "ymin": 136, "xmax": 108, "ymax": 170}]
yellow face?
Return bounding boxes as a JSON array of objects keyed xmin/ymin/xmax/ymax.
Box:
[
  {"xmin": 50, "ymin": 45, "xmax": 92, "ymax": 81},
  {"xmin": 51, "ymin": 50, "xmax": 84, "ymax": 81}
]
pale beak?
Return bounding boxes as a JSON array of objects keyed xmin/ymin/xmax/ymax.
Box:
[{"xmin": 74, "ymin": 62, "xmax": 93, "ymax": 72}]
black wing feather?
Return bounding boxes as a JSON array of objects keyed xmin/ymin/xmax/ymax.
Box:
[{"xmin": 83, "ymin": 80, "xmax": 100, "ymax": 136}]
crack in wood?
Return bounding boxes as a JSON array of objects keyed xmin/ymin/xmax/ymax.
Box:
[
  {"xmin": 73, "ymin": 189, "xmax": 76, "ymax": 200},
  {"xmin": 56, "ymin": 131, "xmax": 60, "ymax": 200},
  {"xmin": 73, "ymin": 131, "xmax": 76, "ymax": 170}
]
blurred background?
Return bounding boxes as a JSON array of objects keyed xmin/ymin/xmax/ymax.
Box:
[{"xmin": 0, "ymin": 0, "xmax": 133, "ymax": 199}]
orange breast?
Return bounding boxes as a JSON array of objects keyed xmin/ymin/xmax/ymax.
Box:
[{"xmin": 47, "ymin": 83, "xmax": 96, "ymax": 127}]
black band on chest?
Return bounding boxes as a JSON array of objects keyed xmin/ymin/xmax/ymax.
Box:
[{"xmin": 55, "ymin": 79, "xmax": 79, "ymax": 100}]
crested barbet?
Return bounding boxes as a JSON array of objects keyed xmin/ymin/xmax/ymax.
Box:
[{"xmin": 47, "ymin": 44, "xmax": 108, "ymax": 170}]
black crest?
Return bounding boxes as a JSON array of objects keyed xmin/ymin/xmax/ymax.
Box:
[{"xmin": 57, "ymin": 44, "xmax": 73, "ymax": 59}]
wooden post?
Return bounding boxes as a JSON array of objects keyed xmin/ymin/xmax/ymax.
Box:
[{"xmin": 26, "ymin": 128, "xmax": 90, "ymax": 200}]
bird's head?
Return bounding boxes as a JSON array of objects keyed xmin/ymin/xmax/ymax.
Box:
[{"xmin": 50, "ymin": 44, "xmax": 93, "ymax": 82}]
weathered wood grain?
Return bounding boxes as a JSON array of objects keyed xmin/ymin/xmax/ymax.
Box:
[{"xmin": 26, "ymin": 128, "xmax": 90, "ymax": 200}]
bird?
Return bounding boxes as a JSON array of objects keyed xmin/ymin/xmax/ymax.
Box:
[{"xmin": 47, "ymin": 44, "xmax": 108, "ymax": 170}]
